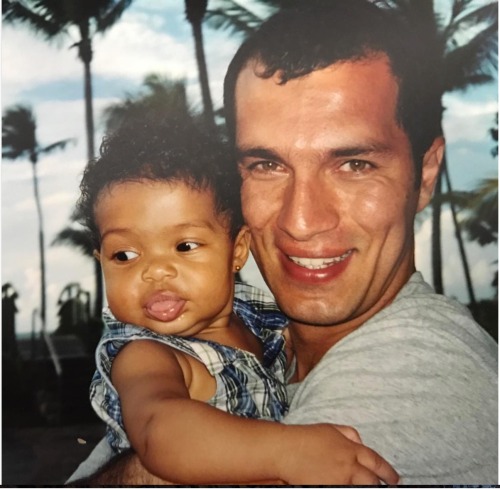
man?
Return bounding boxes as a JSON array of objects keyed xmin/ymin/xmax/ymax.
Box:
[{"xmin": 69, "ymin": 0, "xmax": 497, "ymax": 484}]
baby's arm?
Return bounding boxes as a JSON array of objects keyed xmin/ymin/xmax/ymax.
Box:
[{"xmin": 112, "ymin": 340, "xmax": 398, "ymax": 485}]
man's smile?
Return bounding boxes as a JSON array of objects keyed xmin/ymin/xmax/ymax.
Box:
[{"xmin": 288, "ymin": 250, "xmax": 354, "ymax": 270}]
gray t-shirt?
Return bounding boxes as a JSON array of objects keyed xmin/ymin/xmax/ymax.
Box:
[
  {"xmin": 284, "ymin": 272, "xmax": 498, "ymax": 485},
  {"xmin": 68, "ymin": 272, "xmax": 497, "ymax": 484}
]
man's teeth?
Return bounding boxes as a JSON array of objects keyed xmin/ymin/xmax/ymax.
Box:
[{"xmin": 289, "ymin": 251, "xmax": 352, "ymax": 269}]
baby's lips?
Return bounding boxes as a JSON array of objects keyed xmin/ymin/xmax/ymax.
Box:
[{"xmin": 144, "ymin": 291, "xmax": 186, "ymax": 322}]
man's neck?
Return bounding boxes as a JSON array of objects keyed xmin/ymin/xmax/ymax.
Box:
[
  {"xmin": 288, "ymin": 267, "xmax": 415, "ymax": 381},
  {"xmin": 287, "ymin": 321, "xmax": 355, "ymax": 382}
]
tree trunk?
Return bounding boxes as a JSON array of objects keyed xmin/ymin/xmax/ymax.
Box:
[
  {"xmin": 79, "ymin": 22, "xmax": 102, "ymax": 315},
  {"xmin": 442, "ymin": 158, "xmax": 477, "ymax": 311},
  {"xmin": 431, "ymin": 165, "xmax": 444, "ymax": 294},
  {"xmin": 186, "ymin": 0, "xmax": 216, "ymax": 132},
  {"xmin": 94, "ymin": 258, "xmax": 103, "ymax": 318},
  {"xmin": 80, "ymin": 34, "xmax": 95, "ymax": 162},
  {"xmin": 31, "ymin": 162, "xmax": 47, "ymax": 331}
]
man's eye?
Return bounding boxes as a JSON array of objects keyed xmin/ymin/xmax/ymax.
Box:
[
  {"xmin": 113, "ymin": 251, "xmax": 139, "ymax": 261},
  {"xmin": 340, "ymin": 160, "xmax": 373, "ymax": 173},
  {"xmin": 176, "ymin": 242, "xmax": 200, "ymax": 252},
  {"xmin": 248, "ymin": 161, "xmax": 282, "ymax": 172},
  {"xmin": 239, "ymin": 160, "xmax": 286, "ymax": 180}
]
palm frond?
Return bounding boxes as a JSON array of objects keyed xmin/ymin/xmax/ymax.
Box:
[
  {"xmin": 2, "ymin": 103, "xmax": 73, "ymax": 162},
  {"xmin": 39, "ymin": 138, "xmax": 76, "ymax": 154},
  {"xmin": 206, "ymin": 0, "xmax": 279, "ymax": 37},
  {"xmin": 96, "ymin": 0, "xmax": 133, "ymax": 33},
  {"xmin": 3, "ymin": 0, "xmax": 69, "ymax": 39},
  {"xmin": 443, "ymin": 22, "xmax": 498, "ymax": 91},
  {"xmin": 450, "ymin": 0, "xmax": 476, "ymax": 23},
  {"xmin": 2, "ymin": 104, "xmax": 37, "ymax": 160},
  {"xmin": 445, "ymin": 2, "xmax": 497, "ymax": 47},
  {"xmin": 462, "ymin": 178, "xmax": 498, "ymax": 245},
  {"xmin": 101, "ymin": 74, "xmax": 194, "ymax": 134},
  {"xmin": 453, "ymin": 1, "xmax": 498, "ymax": 29},
  {"xmin": 51, "ymin": 226, "xmax": 94, "ymax": 257}
]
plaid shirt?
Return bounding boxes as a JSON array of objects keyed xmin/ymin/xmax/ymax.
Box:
[{"xmin": 90, "ymin": 283, "xmax": 289, "ymax": 453}]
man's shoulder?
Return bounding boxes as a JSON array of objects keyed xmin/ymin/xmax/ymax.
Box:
[
  {"xmin": 365, "ymin": 271, "xmax": 493, "ymax": 345},
  {"xmin": 319, "ymin": 272, "xmax": 497, "ymax": 373}
]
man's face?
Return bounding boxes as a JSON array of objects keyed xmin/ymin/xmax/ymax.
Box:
[{"xmin": 235, "ymin": 56, "xmax": 442, "ymax": 333}]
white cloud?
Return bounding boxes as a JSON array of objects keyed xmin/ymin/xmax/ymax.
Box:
[
  {"xmin": 2, "ymin": 25, "xmax": 82, "ymax": 103},
  {"xmin": 442, "ymin": 93, "xmax": 497, "ymax": 144},
  {"xmin": 92, "ymin": 15, "xmax": 195, "ymax": 83},
  {"xmin": 415, "ymin": 209, "xmax": 497, "ymax": 302}
]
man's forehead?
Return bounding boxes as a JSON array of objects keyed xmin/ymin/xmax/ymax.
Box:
[
  {"xmin": 234, "ymin": 54, "xmax": 400, "ymax": 115},
  {"xmin": 234, "ymin": 53, "xmax": 398, "ymax": 100}
]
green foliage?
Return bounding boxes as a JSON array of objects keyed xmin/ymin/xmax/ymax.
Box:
[
  {"xmin": 101, "ymin": 74, "xmax": 197, "ymax": 134},
  {"xmin": 205, "ymin": 0, "xmax": 287, "ymax": 37},
  {"xmin": 2, "ymin": 0, "xmax": 133, "ymax": 40},
  {"xmin": 2, "ymin": 104, "xmax": 73, "ymax": 164}
]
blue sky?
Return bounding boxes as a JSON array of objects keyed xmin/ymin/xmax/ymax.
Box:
[{"xmin": 2, "ymin": 0, "xmax": 498, "ymax": 335}]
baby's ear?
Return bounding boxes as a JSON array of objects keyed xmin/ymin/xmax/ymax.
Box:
[
  {"xmin": 233, "ymin": 226, "xmax": 251, "ymax": 273},
  {"xmin": 93, "ymin": 250, "xmax": 101, "ymax": 261}
]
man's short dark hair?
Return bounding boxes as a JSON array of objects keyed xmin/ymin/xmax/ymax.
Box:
[
  {"xmin": 223, "ymin": 0, "xmax": 442, "ymax": 187},
  {"xmin": 76, "ymin": 115, "xmax": 243, "ymax": 249}
]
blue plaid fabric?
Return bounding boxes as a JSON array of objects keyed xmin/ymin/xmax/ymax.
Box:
[{"xmin": 90, "ymin": 283, "xmax": 289, "ymax": 453}]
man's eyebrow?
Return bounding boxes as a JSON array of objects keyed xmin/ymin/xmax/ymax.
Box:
[
  {"xmin": 330, "ymin": 143, "xmax": 393, "ymax": 158},
  {"xmin": 235, "ymin": 147, "xmax": 283, "ymax": 162}
]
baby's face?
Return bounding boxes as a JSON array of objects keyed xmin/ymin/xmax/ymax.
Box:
[{"xmin": 94, "ymin": 179, "xmax": 249, "ymax": 337}]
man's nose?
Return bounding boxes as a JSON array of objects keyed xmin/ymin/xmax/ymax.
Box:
[
  {"xmin": 277, "ymin": 176, "xmax": 340, "ymax": 241},
  {"xmin": 141, "ymin": 257, "xmax": 177, "ymax": 282}
]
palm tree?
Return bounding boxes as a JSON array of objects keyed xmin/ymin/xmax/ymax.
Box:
[
  {"xmin": 185, "ymin": 0, "xmax": 216, "ymax": 132},
  {"xmin": 461, "ymin": 178, "xmax": 498, "ymax": 246},
  {"xmin": 101, "ymin": 74, "xmax": 195, "ymax": 133},
  {"xmin": 373, "ymin": 0, "xmax": 497, "ymax": 299},
  {"xmin": 449, "ymin": 117, "xmax": 498, "ymax": 296},
  {"xmin": 2, "ymin": 104, "xmax": 72, "ymax": 332},
  {"xmin": 2, "ymin": 0, "xmax": 132, "ymax": 163}
]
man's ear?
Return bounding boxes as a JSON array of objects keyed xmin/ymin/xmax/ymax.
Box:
[
  {"xmin": 417, "ymin": 136, "xmax": 445, "ymax": 212},
  {"xmin": 232, "ymin": 226, "xmax": 251, "ymax": 273},
  {"xmin": 93, "ymin": 249, "xmax": 101, "ymax": 261}
]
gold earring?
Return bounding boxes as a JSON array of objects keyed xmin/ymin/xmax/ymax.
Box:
[{"xmin": 235, "ymin": 265, "xmax": 241, "ymax": 271}]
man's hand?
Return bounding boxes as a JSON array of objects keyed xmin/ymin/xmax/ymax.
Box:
[{"xmin": 65, "ymin": 450, "xmax": 172, "ymax": 486}]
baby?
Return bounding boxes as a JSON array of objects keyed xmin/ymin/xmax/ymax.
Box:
[{"xmin": 76, "ymin": 116, "xmax": 398, "ymax": 485}]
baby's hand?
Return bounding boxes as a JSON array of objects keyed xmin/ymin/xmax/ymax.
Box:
[{"xmin": 276, "ymin": 423, "xmax": 399, "ymax": 485}]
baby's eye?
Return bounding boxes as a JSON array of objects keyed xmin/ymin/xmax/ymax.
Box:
[
  {"xmin": 176, "ymin": 242, "xmax": 200, "ymax": 252},
  {"xmin": 113, "ymin": 250, "xmax": 139, "ymax": 261}
]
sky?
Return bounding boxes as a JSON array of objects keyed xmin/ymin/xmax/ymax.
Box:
[{"xmin": 1, "ymin": 0, "xmax": 498, "ymax": 336}]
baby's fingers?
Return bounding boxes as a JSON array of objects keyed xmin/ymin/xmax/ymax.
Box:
[
  {"xmin": 357, "ymin": 447, "xmax": 399, "ymax": 485},
  {"xmin": 350, "ymin": 465, "xmax": 383, "ymax": 486},
  {"xmin": 333, "ymin": 424, "xmax": 362, "ymax": 443}
]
